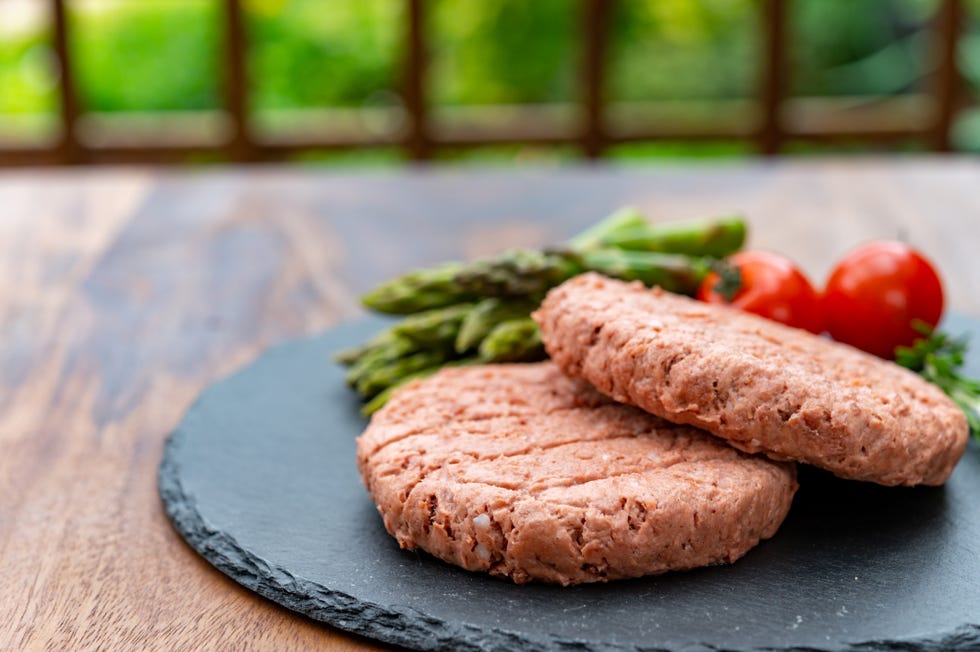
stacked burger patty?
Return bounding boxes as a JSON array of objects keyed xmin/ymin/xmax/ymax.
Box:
[{"xmin": 357, "ymin": 273, "xmax": 968, "ymax": 585}]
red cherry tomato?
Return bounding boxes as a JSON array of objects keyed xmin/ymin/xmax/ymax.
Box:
[
  {"xmin": 823, "ymin": 241, "xmax": 944, "ymax": 359},
  {"xmin": 698, "ymin": 251, "xmax": 825, "ymax": 334}
]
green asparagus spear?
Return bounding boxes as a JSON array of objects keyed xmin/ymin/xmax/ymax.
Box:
[
  {"xmin": 360, "ymin": 357, "xmax": 482, "ymax": 417},
  {"xmin": 573, "ymin": 213, "xmax": 746, "ymax": 258},
  {"xmin": 346, "ymin": 304, "xmax": 472, "ymax": 388},
  {"xmin": 360, "ymin": 371, "xmax": 434, "ymax": 416},
  {"xmin": 361, "ymin": 213, "xmax": 747, "ymax": 314},
  {"xmin": 392, "ymin": 303, "xmax": 474, "ymax": 346},
  {"xmin": 451, "ymin": 249, "xmax": 577, "ymax": 299},
  {"xmin": 355, "ymin": 349, "xmax": 451, "ymax": 399},
  {"xmin": 478, "ymin": 318, "xmax": 546, "ymax": 363},
  {"xmin": 362, "ymin": 248, "xmax": 720, "ymax": 314},
  {"xmin": 340, "ymin": 304, "xmax": 473, "ymax": 376},
  {"xmin": 361, "ymin": 209, "xmax": 635, "ymax": 314},
  {"xmin": 344, "ymin": 208, "xmax": 751, "ymax": 413},
  {"xmin": 360, "ymin": 262, "xmax": 470, "ymax": 314},
  {"xmin": 334, "ymin": 345, "xmax": 368, "ymax": 366},
  {"xmin": 334, "ymin": 328, "xmax": 403, "ymax": 365},
  {"xmin": 576, "ymin": 249, "xmax": 714, "ymax": 296},
  {"xmin": 348, "ymin": 249, "xmax": 714, "ymax": 376},
  {"xmin": 344, "ymin": 334, "xmax": 419, "ymax": 387},
  {"xmin": 455, "ymin": 298, "xmax": 539, "ymax": 353},
  {"xmin": 336, "ymin": 342, "xmax": 376, "ymax": 366},
  {"xmin": 362, "ymin": 249, "xmax": 579, "ymax": 314},
  {"xmin": 565, "ymin": 207, "xmax": 651, "ymax": 251}
]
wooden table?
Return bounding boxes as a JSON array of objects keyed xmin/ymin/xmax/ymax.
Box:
[{"xmin": 2, "ymin": 159, "xmax": 979, "ymax": 650}]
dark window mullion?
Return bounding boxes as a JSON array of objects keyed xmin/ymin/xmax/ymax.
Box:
[
  {"xmin": 758, "ymin": 0, "xmax": 787, "ymax": 155},
  {"xmin": 51, "ymin": 0, "xmax": 82, "ymax": 164},
  {"xmin": 932, "ymin": 0, "xmax": 965, "ymax": 152},
  {"xmin": 581, "ymin": 0, "xmax": 611, "ymax": 159},
  {"xmin": 223, "ymin": 0, "xmax": 254, "ymax": 161}
]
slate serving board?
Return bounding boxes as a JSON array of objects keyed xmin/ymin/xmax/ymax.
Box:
[{"xmin": 159, "ymin": 315, "xmax": 980, "ymax": 652}]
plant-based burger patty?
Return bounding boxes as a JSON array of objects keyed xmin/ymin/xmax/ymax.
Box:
[
  {"xmin": 357, "ymin": 362, "xmax": 797, "ymax": 585},
  {"xmin": 534, "ymin": 273, "xmax": 968, "ymax": 487}
]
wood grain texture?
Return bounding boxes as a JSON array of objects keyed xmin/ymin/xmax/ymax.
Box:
[{"xmin": 0, "ymin": 160, "xmax": 978, "ymax": 651}]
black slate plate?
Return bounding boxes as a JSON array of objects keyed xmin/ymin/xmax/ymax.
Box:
[{"xmin": 159, "ymin": 315, "xmax": 980, "ymax": 652}]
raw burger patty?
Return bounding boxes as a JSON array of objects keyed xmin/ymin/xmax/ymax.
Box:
[
  {"xmin": 534, "ymin": 273, "xmax": 968, "ymax": 487},
  {"xmin": 357, "ymin": 362, "xmax": 797, "ymax": 585}
]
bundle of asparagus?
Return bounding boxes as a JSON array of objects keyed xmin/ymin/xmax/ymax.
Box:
[{"xmin": 338, "ymin": 208, "xmax": 747, "ymax": 415}]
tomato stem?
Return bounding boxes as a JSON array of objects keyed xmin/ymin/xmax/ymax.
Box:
[{"xmin": 711, "ymin": 260, "xmax": 742, "ymax": 302}]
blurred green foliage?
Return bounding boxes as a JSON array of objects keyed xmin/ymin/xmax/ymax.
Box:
[
  {"xmin": 611, "ymin": 0, "xmax": 758, "ymax": 100},
  {"xmin": 247, "ymin": 0, "xmax": 402, "ymax": 109},
  {"xmin": 72, "ymin": 0, "xmax": 221, "ymax": 111},
  {"xmin": 792, "ymin": 0, "xmax": 937, "ymax": 95},
  {"xmin": 430, "ymin": 0, "xmax": 576, "ymax": 104},
  {"xmin": 0, "ymin": 26, "xmax": 56, "ymax": 114},
  {"xmin": 0, "ymin": 0, "xmax": 978, "ymax": 153}
]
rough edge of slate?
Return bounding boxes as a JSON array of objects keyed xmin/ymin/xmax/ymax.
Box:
[{"xmin": 158, "ymin": 328, "xmax": 980, "ymax": 652}]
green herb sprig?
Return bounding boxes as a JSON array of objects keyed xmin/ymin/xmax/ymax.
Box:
[{"xmin": 896, "ymin": 322, "xmax": 980, "ymax": 442}]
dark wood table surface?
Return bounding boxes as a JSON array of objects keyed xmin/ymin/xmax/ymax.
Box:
[{"xmin": 2, "ymin": 159, "xmax": 979, "ymax": 650}]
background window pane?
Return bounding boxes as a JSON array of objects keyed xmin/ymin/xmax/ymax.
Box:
[
  {"xmin": 0, "ymin": 0, "xmax": 58, "ymax": 144},
  {"xmin": 246, "ymin": 0, "xmax": 403, "ymax": 141},
  {"xmin": 246, "ymin": 0, "xmax": 402, "ymax": 111},
  {"xmin": 952, "ymin": 0, "xmax": 980, "ymax": 151},
  {"xmin": 70, "ymin": 0, "xmax": 221, "ymax": 112},
  {"xmin": 609, "ymin": 0, "xmax": 759, "ymax": 103},
  {"xmin": 790, "ymin": 0, "xmax": 939, "ymax": 97},
  {"xmin": 429, "ymin": 0, "xmax": 577, "ymax": 106}
]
